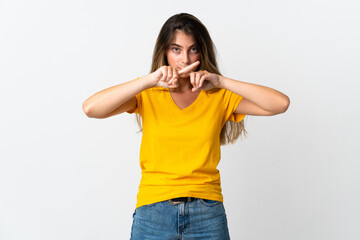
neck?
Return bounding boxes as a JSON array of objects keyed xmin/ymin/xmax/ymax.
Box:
[{"xmin": 172, "ymin": 78, "xmax": 192, "ymax": 92}]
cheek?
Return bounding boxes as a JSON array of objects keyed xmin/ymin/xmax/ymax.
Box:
[
  {"xmin": 166, "ymin": 52, "xmax": 178, "ymax": 67},
  {"xmin": 191, "ymin": 53, "xmax": 200, "ymax": 62}
]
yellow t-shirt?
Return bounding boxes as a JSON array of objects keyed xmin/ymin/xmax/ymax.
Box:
[{"xmin": 127, "ymin": 87, "xmax": 245, "ymax": 209}]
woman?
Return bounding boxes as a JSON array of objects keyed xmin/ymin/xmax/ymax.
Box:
[{"xmin": 83, "ymin": 13, "xmax": 290, "ymax": 240}]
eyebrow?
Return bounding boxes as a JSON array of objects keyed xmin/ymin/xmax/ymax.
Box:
[{"xmin": 169, "ymin": 43, "xmax": 197, "ymax": 48}]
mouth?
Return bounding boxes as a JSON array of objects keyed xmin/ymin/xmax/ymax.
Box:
[
  {"xmin": 176, "ymin": 64, "xmax": 188, "ymax": 70},
  {"xmin": 176, "ymin": 66, "xmax": 191, "ymax": 72}
]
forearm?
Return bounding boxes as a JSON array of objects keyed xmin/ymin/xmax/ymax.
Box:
[
  {"xmin": 219, "ymin": 76, "xmax": 290, "ymax": 114},
  {"xmin": 82, "ymin": 74, "xmax": 154, "ymax": 118}
]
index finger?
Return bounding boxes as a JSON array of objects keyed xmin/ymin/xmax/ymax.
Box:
[{"xmin": 178, "ymin": 61, "xmax": 200, "ymax": 75}]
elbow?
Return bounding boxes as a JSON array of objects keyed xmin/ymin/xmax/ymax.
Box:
[
  {"xmin": 269, "ymin": 95, "xmax": 290, "ymax": 115},
  {"xmin": 82, "ymin": 101, "xmax": 111, "ymax": 119},
  {"xmin": 278, "ymin": 95, "xmax": 290, "ymax": 114},
  {"xmin": 82, "ymin": 101, "xmax": 92, "ymax": 118},
  {"xmin": 82, "ymin": 101, "xmax": 98, "ymax": 118}
]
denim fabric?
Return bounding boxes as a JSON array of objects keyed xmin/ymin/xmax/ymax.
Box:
[{"xmin": 130, "ymin": 198, "xmax": 230, "ymax": 239}]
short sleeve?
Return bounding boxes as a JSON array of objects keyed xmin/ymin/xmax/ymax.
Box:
[
  {"xmin": 222, "ymin": 89, "xmax": 246, "ymax": 125},
  {"xmin": 126, "ymin": 92, "xmax": 142, "ymax": 115}
]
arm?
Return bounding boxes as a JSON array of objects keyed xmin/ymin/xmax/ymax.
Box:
[
  {"xmin": 82, "ymin": 61, "xmax": 200, "ymax": 119},
  {"xmin": 219, "ymin": 76, "xmax": 290, "ymax": 116},
  {"xmin": 82, "ymin": 76, "xmax": 153, "ymax": 118},
  {"xmin": 191, "ymin": 72, "xmax": 290, "ymax": 116}
]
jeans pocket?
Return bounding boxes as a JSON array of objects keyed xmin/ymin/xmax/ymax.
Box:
[{"xmin": 199, "ymin": 198, "xmax": 222, "ymax": 207}]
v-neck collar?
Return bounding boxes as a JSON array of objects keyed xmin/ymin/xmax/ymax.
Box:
[{"xmin": 167, "ymin": 89, "xmax": 203, "ymax": 111}]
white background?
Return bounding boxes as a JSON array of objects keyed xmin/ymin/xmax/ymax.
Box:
[{"xmin": 1, "ymin": 0, "xmax": 359, "ymax": 239}]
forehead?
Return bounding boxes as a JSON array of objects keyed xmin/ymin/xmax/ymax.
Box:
[{"xmin": 170, "ymin": 30, "xmax": 196, "ymax": 46}]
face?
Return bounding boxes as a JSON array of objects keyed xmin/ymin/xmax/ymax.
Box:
[{"xmin": 166, "ymin": 30, "xmax": 200, "ymax": 71}]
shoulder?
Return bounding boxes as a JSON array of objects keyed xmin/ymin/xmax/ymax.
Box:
[
  {"xmin": 142, "ymin": 87, "xmax": 168, "ymax": 94},
  {"xmin": 203, "ymin": 88, "xmax": 226, "ymax": 96},
  {"xmin": 203, "ymin": 88, "xmax": 232, "ymax": 100},
  {"xmin": 138, "ymin": 87, "xmax": 168, "ymax": 97},
  {"xmin": 137, "ymin": 87, "xmax": 169, "ymax": 103}
]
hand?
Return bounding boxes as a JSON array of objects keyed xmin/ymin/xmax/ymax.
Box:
[
  {"xmin": 150, "ymin": 61, "xmax": 200, "ymax": 89},
  {"xmin": 190, "ymin": 70, "xmax": 222, "ymax": 91}
]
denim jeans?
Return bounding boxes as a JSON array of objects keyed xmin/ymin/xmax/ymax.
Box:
[{"xmin": 130, "ymin": 198, "xmax": 230, "ymax": 239}]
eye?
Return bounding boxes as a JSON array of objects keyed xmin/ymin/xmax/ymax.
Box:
[
  {"xmin": 172, "ymin": 47, "xmax": 180, "ymax": 52},
  {"xmin": 191, "ymin": 47, "xmax": 199, "ymax": 53}
]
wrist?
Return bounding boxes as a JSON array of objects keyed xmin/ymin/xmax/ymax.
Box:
[
  {"xmin": 142, "ymin": 73, "xmax": 157, "ymax": 88},
  {"xmin": 218, "ymin": 75, "xmax": 227, "ymax": 89}
]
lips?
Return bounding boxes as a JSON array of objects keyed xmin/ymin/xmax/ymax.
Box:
[
  {"xmin": 176, "ymin": 66, "xmax": 190, "ymax": 72},
  {"xmin": 176, "ymin": 64, "xmax": 188, "ymax": 70}
]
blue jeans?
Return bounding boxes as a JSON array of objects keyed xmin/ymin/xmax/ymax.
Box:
[{"xmin": 130, "ymin": 198, "xmax": 230, "ymax": 239}]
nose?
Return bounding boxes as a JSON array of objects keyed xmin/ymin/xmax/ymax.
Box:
[{"xmin": 181, "ymin": 51, "xmax": 191, "ymax": 65}]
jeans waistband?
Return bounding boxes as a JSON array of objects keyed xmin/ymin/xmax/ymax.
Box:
[{"xmin": 168, "ymin": 197, "xmax": 196, "ymax": 205}]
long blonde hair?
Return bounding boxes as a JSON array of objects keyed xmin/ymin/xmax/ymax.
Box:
[{"xmin": 136, "ymin": 13, "xmax": 246, "ymax": 145}]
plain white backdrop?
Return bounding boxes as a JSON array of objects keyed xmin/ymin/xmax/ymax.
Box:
[{"xmin": 1, "ymin": 0, "xmax": 359, "ymax": 239}]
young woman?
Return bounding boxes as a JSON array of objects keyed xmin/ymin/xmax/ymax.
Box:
[{"xmin": 83, "ymin": 13, "xmax": 290, "ymax": 240}]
